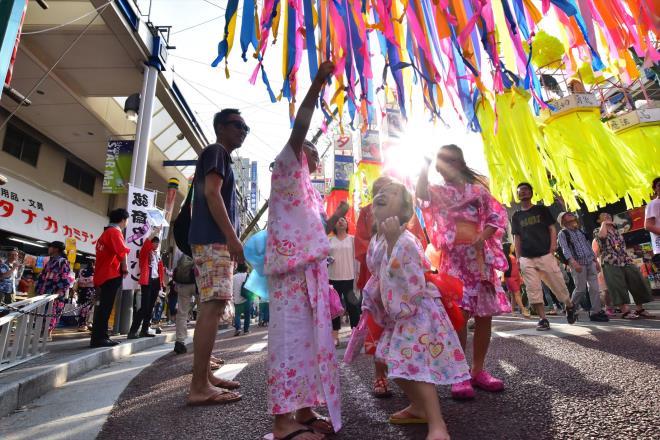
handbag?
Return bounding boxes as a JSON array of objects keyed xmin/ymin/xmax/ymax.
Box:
[{"xmin": 329, "ymin": 285, "xmax": 345, "ymax": 319}]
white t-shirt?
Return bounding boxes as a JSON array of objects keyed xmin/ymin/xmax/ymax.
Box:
[
  {"xmin": 645, "ymin": 198, "xmax": 660, "ymax": 254},
  {"xmin": 328, "ymin": 235, "xmax": 355, "ymax": 281},
  {"xmin": 232, "ymin": 271, "xmax": 248, "ymax": 304}
]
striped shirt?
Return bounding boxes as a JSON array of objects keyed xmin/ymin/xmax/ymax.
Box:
[{"xmin": 558, "ymin": 228, "xmax": 595, "ymax": 266}]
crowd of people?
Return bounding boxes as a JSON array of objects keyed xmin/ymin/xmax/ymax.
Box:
[{"xmin": 1, "ymin": 60, "xmax": 658, "ymax": 440}]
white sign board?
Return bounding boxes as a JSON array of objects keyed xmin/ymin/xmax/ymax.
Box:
[
  {"xmin": 0, "ymin": 176, "xmax": 106, "ymax": 254},
  {"xmin": 123, "ymin": 185, "xmax": 157, "ymax": 290}
]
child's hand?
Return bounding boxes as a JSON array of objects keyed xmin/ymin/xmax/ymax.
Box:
[{"xmin": 381, "ymin": 216, "xmax": 403, "ymax": 248}]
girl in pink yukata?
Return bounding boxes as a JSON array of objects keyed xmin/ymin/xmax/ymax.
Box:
[
  {"xmin": 370, "ymin": 182, "xmax": 470, "ymax": 440},
  {"xmin": 416, "ymin": 144, "xmax": 510, "ymax": 401},
  {"xmin": 264, "ymin": 61, "xmax": 341, "ymax": 440}
]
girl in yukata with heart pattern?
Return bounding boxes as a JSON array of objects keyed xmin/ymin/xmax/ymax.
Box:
[{"xmin": 369, "ymin": 181, "xmax": 470, "ymax": 440}]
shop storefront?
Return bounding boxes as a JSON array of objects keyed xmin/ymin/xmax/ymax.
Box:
[{"xmin": 0, "ymin": 175, "xmax": 106, "ymax": 287}]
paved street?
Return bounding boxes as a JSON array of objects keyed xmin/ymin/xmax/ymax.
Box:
[{"xmin": 95, "ymin": 314, "xmax": 660, "ymax": 440}]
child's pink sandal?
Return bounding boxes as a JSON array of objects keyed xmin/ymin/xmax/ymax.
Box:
[
  {"xmin": 471, "ymin": 370, "xmax": 505, "ymax": 392},
  {"xmin": 450, "ymin": 379, "xmax": 475, "ymax": 400}
]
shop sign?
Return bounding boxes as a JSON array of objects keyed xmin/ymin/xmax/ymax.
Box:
[
  {"xmin": 0, "ymin": 177, "xmax": 106, "ymax": 254},
  {"xmin": 123, "ymin": 185, "xmax": 157, "ymax": 290}
]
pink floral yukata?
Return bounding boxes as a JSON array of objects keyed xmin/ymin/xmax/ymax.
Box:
[
  {"xmin": 422, "ymin": 183, "xmax": 510, "ymax": 317},
  {"xmin": 264, "ymin": 144, "xmax": 341, "ymax": 431},
  {"xmin": 368, "ymin": 231, "xmax": 470, "ymax": 384}
]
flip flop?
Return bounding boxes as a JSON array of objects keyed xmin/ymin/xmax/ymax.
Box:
[
  {"xmin": 300, "ymin": 416, "xmax": 334, "ymax": 434},
  {"xmin": 388, "ymin": 409, "xmax": 428, "ymax": 425},
  {"xmin": 213, "ymin": 378, "xmax": 241, "ymax": 390},
  {"xmin": 210, "ymin": 356, "xmax": 225, "ymax": 364},
  {"xmin": 209, "ymin": 361, "xmax": 221, "ymax": 370},
  {"xmin": 263, "ymin": 428, "xmax": 317, "ymax": 440},
  {"xmin": 187, "ymin": 390, "xmax": 241, "ymax": 406}
]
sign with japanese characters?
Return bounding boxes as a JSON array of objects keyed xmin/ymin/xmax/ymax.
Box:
[
  {"xmin": 0, "ymin": 176, "xmax": 106, "ymax": 254},
  {"xmin": 333, "ymin": 154, "xmax": 354, "ymax": 190},
  {"xmin": 250, "ymin": 161, "xmax": 258, "ymax": 213},
  {"xmin": 123, "ymin": 185, "xmax": 157, "ymax": 290},
  {"xmin": 103, "ymin": 140, "xmax": 134, "ymax": 194},
  {"xmin": 360, "ymin": 129, "xmax": 382, "ymax": 163}
]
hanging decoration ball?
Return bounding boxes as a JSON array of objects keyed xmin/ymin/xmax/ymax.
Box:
[{"xmin": 525, "ymin": 30, "xmax": 565, "ymax": 69}]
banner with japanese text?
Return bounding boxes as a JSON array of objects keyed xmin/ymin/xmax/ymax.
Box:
[
  {"xmin": 123, "ymin": 185, "xmax": 157, "ymax": 290},
  {"xmin": 103, "ymin": 139, "xmax": 134, "ymax": 194},
  {"xmin": 333, "ymin": 154, "xmax": 354, "ymax": 190},
  {"xmin": 0, "ymin": 175, "xmax": 106, "ymax": 254},
  {"xmin": 250, "ymin": 161, "xmax": 258, "ymax": 213}
]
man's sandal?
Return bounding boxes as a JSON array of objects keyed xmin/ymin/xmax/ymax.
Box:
[
  {"xmin": 213, "ymin": 378, "xmax": 240, "ymax": 390},
  {"xmin": 187, "ymin": 390, "xmax": 241, "ymax": 406},
  {"xmin": 300, "ymin": 416, "xmax": 334, "ymax": 434}
]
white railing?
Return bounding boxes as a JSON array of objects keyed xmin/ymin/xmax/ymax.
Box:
[{"xmin": 0, "ymin": 294, "xmax": 58, "ymax": 372}]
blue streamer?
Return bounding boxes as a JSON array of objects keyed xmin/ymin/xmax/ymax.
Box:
[
  {"xmin": 240, "ymin": 0, "xmax": 258, "ymax": 62},
  {"xmin": 303, "ymin": 0, "xmax": 318, "ymax": 80},
  {"xmin": 211, "ymin": 0, "xmax": 240, "ymax": 67}
]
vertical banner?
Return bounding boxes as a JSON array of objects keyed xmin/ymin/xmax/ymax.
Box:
[
  {"xmin": 360, "ymin": 129, "xmax": 382, "ymax": 162},
  {"xmin": 103, "ymin": 140, "xmax": 134, "ymax": 194},
  {"xmin": 0, "ymin": 0, "xmax": 27, "ymax": 88},
  {"xmin": 65, "ymin": 237, "xmax": 77, "ymax": 265},
  {"xmin": 123, "ymin": 185, "xmax": 156, "ymax": 290},
  {"xmin": 385, "ymin": 108, "xmax": 403, "ymax": 138},
  {"xmin": 250, "ymin": 160, "xmax": 258, "ymax": 213},
  {"xmin": 333, "ymin": 155, "xmax": 354, "ymax": 190},
  {"xmin": 163, "ymin": 178, "xmax": 179, "ymax": 223},
  {"xmin": 311, "ymin": 179, "xmax": 326, "ymax": 197}
]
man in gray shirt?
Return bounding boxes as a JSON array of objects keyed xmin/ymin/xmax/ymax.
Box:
[{"xmin": 557, "ymin": 212, "xmax": 609, "ymax": 322}]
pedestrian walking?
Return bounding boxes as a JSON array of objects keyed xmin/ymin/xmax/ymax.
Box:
[
  {"xmin": 91, "ymin": 208, "xmax": 130, "ymax": 348},
  {"xmin": 511, "ymin": 182, "xmax": 576, "ymax": 331},
  {"xmin": 594, "ymin": 212, "xmax": 655, "ymax": 319},
  {"xmin": 417, "ymin": 144, "xmax": 510, "ymax": 400},
  {"xmin": 329, "ymin": 216, "xmax": 359, "ymax": 345},
  {"xmin": 232, "ymin": 263, "xmax": 250, "ymax": 336},
  {"xmin": 35, "ymin": 241, "xmax": 74, "ymax": 341},
  {"xmin": 503, "ymin": 243, "xmax": 530, "ymax": 317},
  {"xmin": 557, "ymin": 212, "xmax": 609, "ymax": 322},
  {"xmin": 172, "ymin": 248, "xmax": 196, "ymax": 354},
  {"xmin": 264, "ymin": 61, "xmax": 341, "ymax": 440},
  {"xmin": 0, "ymin": 247, "xmax": 19, "ymax": 304},
  {"xmin": 368, "ymin": 182, "xmax": 470, "ymax": 440},
  {"xmin": 76, "ymin": 263, "xmax": 95, "ymax": 331},
  {"xmin": 644, "ymin": 177, "xmax": 660, "ymax": 265},
  {"xmin": 186, "ymin": 108, "xmax": 246, "ymax": 406},
  {"xmin": 128, "ymin": 237, "xmax": 164, "ymax": 339}
]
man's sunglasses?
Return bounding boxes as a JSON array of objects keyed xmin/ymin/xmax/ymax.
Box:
[{"xmin": 224, "ymin": 120, "xmax": 250, "ymax": 133}]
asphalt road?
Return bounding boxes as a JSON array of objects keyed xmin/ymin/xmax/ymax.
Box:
[{"xmin": 98, "ymin": 315, "xmax": 660, "ymax": 440}]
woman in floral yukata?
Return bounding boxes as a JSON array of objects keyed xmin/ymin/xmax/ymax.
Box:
[
  {"xmin": 264, "ymin": 61, "xmax": 341, "ymax": 440},
  {"xmin": 416, "ymin": 144, "xmax": 510, "ymax": 400},
  {"xmin": 35, "ymin": 241, "xmax": 74, "ymax": 341}
]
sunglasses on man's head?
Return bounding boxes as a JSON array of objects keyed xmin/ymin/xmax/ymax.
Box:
[{"xmin": 224, "ymin": 120, "xmax": 250, "ymax": 133}]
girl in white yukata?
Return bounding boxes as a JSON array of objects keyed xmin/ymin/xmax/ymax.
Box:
[{"xmin": 370, "ymin": 182, "xmax": 470, "ymax": 440}]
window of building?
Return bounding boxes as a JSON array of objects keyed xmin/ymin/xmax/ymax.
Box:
[
  {"xmin": 2, "ymin": 125, "xmax": 41, "ymax": 166},
  {"xmin": 63, "ymin": 160, "xmax": 95, "ymax": 196}
]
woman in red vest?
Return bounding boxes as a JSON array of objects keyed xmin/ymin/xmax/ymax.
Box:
[{"xmin": 128, "ymin": 236, "xmax": 164, "ymax": 339}]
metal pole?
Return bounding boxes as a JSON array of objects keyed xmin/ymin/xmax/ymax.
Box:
[
  {"xmin": 134, "ymin": 65, "xmax": 158, "ymax": 189},
  {"xmin": 128, "ymin": 67, "xmax": 150, "ymax": 187}
]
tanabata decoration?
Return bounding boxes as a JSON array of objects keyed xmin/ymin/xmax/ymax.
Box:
[
  {"xmin": 607, "ymin": 109, "xmax": 660, "ymax": 183},
  {"xmin": 348, "ymin": 161, "xmax": 383, "ymax": 209},
  {"xmin": 476, "ymin": 89, "xmax": 555, "ymax": 206},
  {"xmin": 540, "ymin": 103, "xmax": 648, "ymax": 211},
  {"xmin": 211, "ymin": 0, "xmax": 658, "ymax": 129}
]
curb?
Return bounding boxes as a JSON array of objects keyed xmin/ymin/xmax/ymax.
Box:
[{"xmin": 0, "ymin": 331, "xmax": 179, "ymax": 419}]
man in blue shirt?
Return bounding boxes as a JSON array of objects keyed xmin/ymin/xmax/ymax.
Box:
[
  {"xmin": 187, "ymin": 109, "xmax": 246, "ymax": 406},
  {"xmin": 557, "ymin": 212, "xmax": 609, "ymax": 322}
]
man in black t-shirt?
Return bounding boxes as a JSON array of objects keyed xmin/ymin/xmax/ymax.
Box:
[
  {"xmin": 187, "ymin": 109, "xmax": 247, "ymax": 406},
  {"xmin": 511, "ymin": 183, "xmax": 576, "ymax": 331}
]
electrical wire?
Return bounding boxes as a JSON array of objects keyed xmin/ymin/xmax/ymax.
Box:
[
  {"xmin": 20, "ymin": 0, "xmax": 113, "ymax": 35},
  {"xmin": 172, "ymin": 14, "xmax": 224, "ymax": 35},
  {"xmin": 0, "ymin": 2, "xmax": 112, "ymax": 133}
]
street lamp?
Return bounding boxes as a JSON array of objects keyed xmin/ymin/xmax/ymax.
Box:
[{"xmin": 124, "ymin": 93, "xmax": 140, "ymax": 122}]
